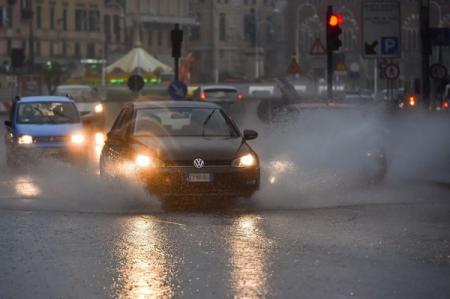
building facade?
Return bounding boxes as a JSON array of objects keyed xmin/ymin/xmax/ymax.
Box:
[
  {"xmin": 125, "ymin": 0, "xmax": 196, "ymax": 70},
  {"xmin": 189, "ymin": 0, "xmax": 287, "ymax": 82},
  {"xmin": 0, "ymin": 0, "xmax": 127, "ymax": 71},
  {"xmin": 0, "ymin": 0, "xmax": 31, "ymax": 68}
]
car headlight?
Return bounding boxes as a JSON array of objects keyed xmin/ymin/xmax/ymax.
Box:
[
  {"xmin": 71, "ymin": 134, "xmax": 85, "ymax": 145},
  {"xmin": 135, "ymin": 154, "xmax": 156, "ymax": 168},
  {"xmin": 232, "ymin": 153, "xmax": 256, "ymax": 168},
  {"xmin": 95, "ymin": 132, "xmax": 105, "ymax": 146},
  {"xmin": 18, "ymin": 135, "xmax": 33, "ymax": 145},
  {"xmin": 95, "ymin": 104, "xmax": 103, "ymax": 113}
]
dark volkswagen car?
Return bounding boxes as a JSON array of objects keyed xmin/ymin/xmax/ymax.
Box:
[{"xmin": 99, "ymin": 101, "xmax": 260, "ymax": 198}]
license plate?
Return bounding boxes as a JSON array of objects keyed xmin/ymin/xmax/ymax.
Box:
[{"xmin": 187, "ymin": 173, "xmax": 213, "ymax": 182}]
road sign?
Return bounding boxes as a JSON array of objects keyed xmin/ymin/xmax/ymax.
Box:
[
  {"xmin": 287, "ymin": 54, "xmax": 301, "ymax": 74},
  {"xmin": 431, "ymin": 28, "xmax": 450, "ymax": 46},
  {"xmin": 384, "ymin": 63, "xmax": 400, "ymax": 80},
  {"xmin": 309, "ymin": 38, "xmax": 326, "ymax": 56},
  {"xmin": 127, "ymin": 74, "xmax": 144, "ymax": 92},
  {"xmin": 362, "ymin": 1, "xmax": 401, "ymax": 58},
  {"xmin": 430, "ymin": 63, "xmax": 448, "ymax": 80},
  {"xmin": 168, "ymin": 80, "xmax": 187, "ymax": 100}
]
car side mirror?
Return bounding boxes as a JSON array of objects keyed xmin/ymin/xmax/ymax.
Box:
[
  {"xmin": 4, "ymin": 120, "xmax": 12, "ymax": 127},
  {"xmin": 243, "ymin": 129, "xmax": 258, "ymax": 140}
]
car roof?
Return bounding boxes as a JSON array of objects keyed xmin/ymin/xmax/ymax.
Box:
[
  {"xmin": 133, "ymin": 100, "xmax": 222, "ymax": 109},
  {"xmin": 56, "ymin": 85, "xmax": 92, "ymax": 90},
  {"xmin": 201, "ymin": 85, "xmax": 238, "ymax": 91},
  {"xmin": 18, "ymin": 96, "xmax": 74, "ymax": 103}
]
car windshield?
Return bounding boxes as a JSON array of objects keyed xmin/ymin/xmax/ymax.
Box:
[
  {"xmin": 204, "ymin": 89, "xmax": 237, "ymax": 102},
  {"xmin": 17, "ymin": 102, "xmax": 80, "ymax": 124},
  {"xmin": 134, "ymin": 107, "xmax": 239, "ymax": 137}
]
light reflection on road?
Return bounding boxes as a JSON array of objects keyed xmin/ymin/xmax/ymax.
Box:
[
  {"xmin": 229, "ymin": 214, "xmax": 272, "ymax": 299},
  {"xmin": 14, "ymin": 176, "xmax": 41, "ymax": 197},
  {"xmin": 114, "ymin": 216, "xmax": 176, "ymax": 299}
]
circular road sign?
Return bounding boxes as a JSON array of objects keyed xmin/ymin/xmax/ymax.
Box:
[
  {"xmin": 168, "ymin": 80, "xmax": 188, "ymax": 100},
  {"xmin": 430, "ymin": 63, "xmax": 448, "ymax": 80},
  {"xmin": 127, "ymin": 74, "xmax": 145, "ymax": 92},
  {"xmin": 384, "ymin": 63, "xmax": 400, "ymax": 80}
]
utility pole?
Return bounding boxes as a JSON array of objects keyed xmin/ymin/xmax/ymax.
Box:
[{"xmin": 420, "ymin": 0, "xmax": 431, "ymax": 109}]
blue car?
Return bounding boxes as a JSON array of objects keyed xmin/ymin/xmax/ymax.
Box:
[{"xmin": 4, "ymin": 96, "xmax": 88, "ymax": 168}]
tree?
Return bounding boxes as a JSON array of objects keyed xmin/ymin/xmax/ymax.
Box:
[{"xmin": 43, "ymin": 61, "xmax": 71, "ymax": 95}]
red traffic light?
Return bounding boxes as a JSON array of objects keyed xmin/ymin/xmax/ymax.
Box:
[{"xmin": 328, "ymin": 14, "xmax": 343, "ymax": 27}]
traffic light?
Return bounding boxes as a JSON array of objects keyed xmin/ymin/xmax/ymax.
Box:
[
  {"xmin": 326, "ymin": 11, "xmax": 343, "ymax": 52},
  {"xmin": 171, "ymin": 24, "xmax": 183, "ymax": 59}
]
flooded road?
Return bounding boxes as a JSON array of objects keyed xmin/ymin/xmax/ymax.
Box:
[{"xmin": 1, "ymin": 110, "xmax": 450, "ymax": 298}]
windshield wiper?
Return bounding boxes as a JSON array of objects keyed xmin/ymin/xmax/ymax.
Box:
[{"xmin": 202, "ymin": 110, "xmax": 216, "ymax": 136}]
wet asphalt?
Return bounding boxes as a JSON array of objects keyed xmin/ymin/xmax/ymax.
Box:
[{"xmin": 1, "ymin": 109, "xmax": 450, "ymax": 298}]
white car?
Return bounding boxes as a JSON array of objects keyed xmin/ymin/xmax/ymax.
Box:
[{"xmin": 55, "ymin": 85, "xmax": 105, "ymax": 130}]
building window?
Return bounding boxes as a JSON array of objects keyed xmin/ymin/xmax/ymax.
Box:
[
  {"xmin": 88, "ymin": 10, "xmax": 99, "ymax": 32},
  {"xmin": 6, "ymin": 6, "xmax": 13, "ymax": 27},
  {"xmin": 158, "ymin": 31, "xmax": 163, "ymax": 47},
  {"xmin": 75, "ymin": 9, "xmax": 87, "ymax": 32},
  {"xmin": 75, "ymin": 43, "xmax": 81, "ymax": 57},
  {"xmin": 50, "ymin": 42, "xmax": 54, "ymax": 56},
  {"xmin": 63, "ymin": 8, "xmax": 67, "ymax": 31},
  {"xmin": 113, "ymin": 15, "xmax": 121, "ymax": 42},
  {"xmin": 147, "ymin": 30, "xmax": 153, "ymax": 47},
  {"xmin": 7, "ymin": 38, "xmax": 11, "ymax": 55},
  {"xmin": 87, "ymin": 43, "xmax": 95, "ymax": 57},
  {"xmin": 104, "ymin": 15, "xmax": 111, "ymax": 42},
  {"xmin": 35, "ymin": 41, "xmax": 41, "ymax": 56},
  {"xmin": 219, "ymin": 13, "xmax": 226, "ymax": 41},
  {"xmin": 62, "ymin": 41, "xmax": 67, "ymax": 56},
  {"xmin": 36, "ymin": 6, "xmax": 42, "ymax": 29},
  {"xmin": 190, "ymin": 13, "xmax": 201, "ymax": 41},
  {"xmin": 50, "ymin": 6, "xmax": 55, "ymax": 30}
]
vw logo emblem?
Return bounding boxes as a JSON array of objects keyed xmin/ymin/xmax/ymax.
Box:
[{"xmin": 193, "ymin": 158, "xmax": 205, "ymax": 169}]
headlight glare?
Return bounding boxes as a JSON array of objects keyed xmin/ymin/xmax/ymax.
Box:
[
  {"xmin": 18, "ymin": 135, "xmax": 33, "ymax": 144},
  {"xmin": 71, "ymin": 134, "xmax": 85, "ymax": 144},
  {"xmin": 135, "ymin": 154, "xmax": 153, "ymax": 168},
  {"xmin": 95, "ymin": 104, "xmax": 103, "ymax": 113},
  {"xmin": 232, "ymin": 153, "xmax": 256, "ymax": 168},
  {"xmin": 95, "ymin": 132, "xmax": 105, "ymax": 146}
]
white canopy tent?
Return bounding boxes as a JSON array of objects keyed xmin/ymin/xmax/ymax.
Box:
[{"xmin": 105, "ymin": 46, "xmax": 172, "ymax": 74}]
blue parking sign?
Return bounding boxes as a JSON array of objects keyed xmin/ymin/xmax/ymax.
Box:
[{"xmin": 381, "ymin": 37, "xmax": 399, "ymax": 55}]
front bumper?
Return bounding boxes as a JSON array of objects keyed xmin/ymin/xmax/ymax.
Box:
[{"xmin": 138, "ymin": 166, "xmax": 260, "ymax": 197}]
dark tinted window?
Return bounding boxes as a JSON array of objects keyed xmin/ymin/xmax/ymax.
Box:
[{"xmin": 134, "ymin": 107, "xmax": 239, "ymax": 137}]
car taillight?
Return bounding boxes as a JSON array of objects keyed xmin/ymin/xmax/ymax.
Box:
[
  {"xmin": 443, "ymin": 101, "xmax": 449, "ymax": 110},
  {"xmin": 408, "ymin": 96, "xmax": 416, "ymax": 107},
  {"xmin": 237, "ymin": 93, "xmax": 244, "ymax": 101},
  {"xmin": 200, "ymin": 91, "xmax": 207, "ymax": 101}
]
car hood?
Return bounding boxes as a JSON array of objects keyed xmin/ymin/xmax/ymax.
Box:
[
  {"xmin": 133, "ymin": 136, "xmax": 244, "ymax": 161},
  {"xmin": 75, "ymin": 102, "xmax": 101, "ymax": 113},
  {"xmin": 15, "ymin": 123, "xmax": 83, "ymax": 136}
]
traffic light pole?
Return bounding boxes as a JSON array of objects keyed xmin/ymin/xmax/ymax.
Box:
[
  {"xmin": 327, "ymin": 49, "xmax": 333, "ymax": 99},
  {"xmin": 171, "ymin": 24, "xmax": 183, "ymax": 82},
  {"xmin": 326, "ymin": 6, "xmax": 333, "ymax": 99},
  {"xmin": 174, "ymin": 56, "xmax": 179, "ymax": 81}
]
